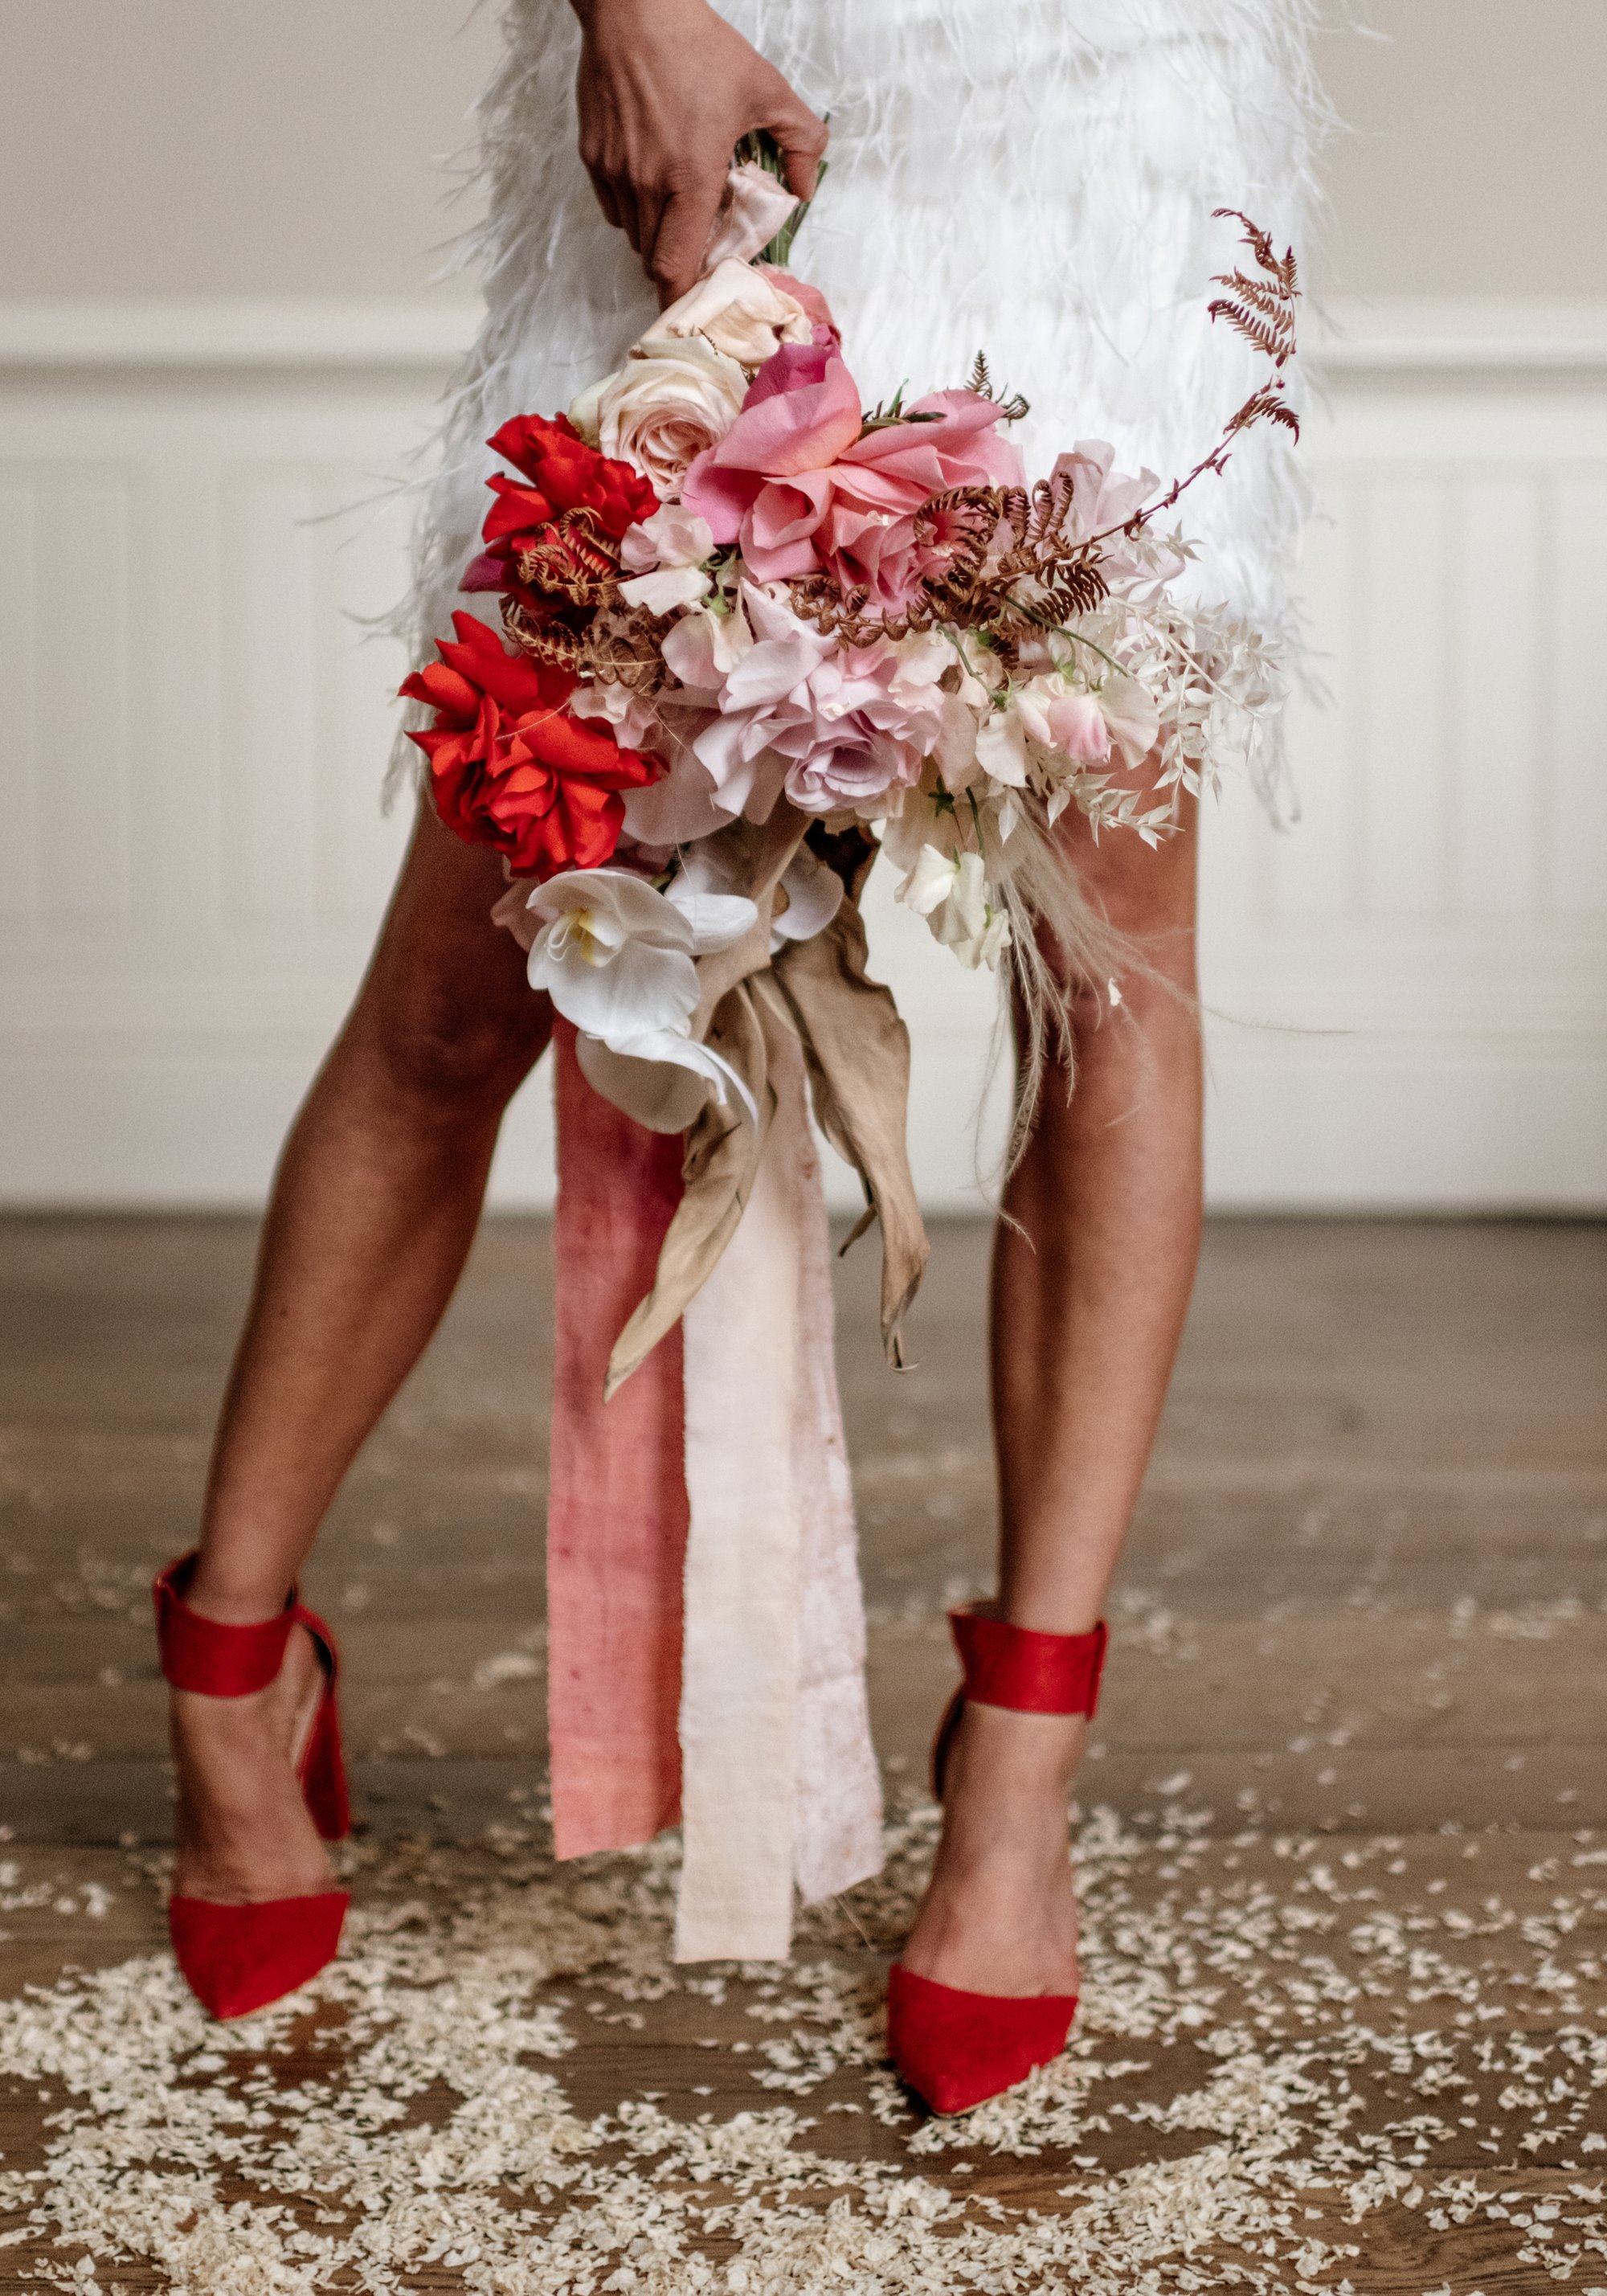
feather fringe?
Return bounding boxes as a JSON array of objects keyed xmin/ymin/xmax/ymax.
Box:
[{"xmin": 387, "ymin": 0, "xmax": 1331, "ymax": 814}]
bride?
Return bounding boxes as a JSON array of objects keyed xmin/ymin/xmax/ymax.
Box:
[{"xmin": 152, "ymin": 0, "xmax": 1318, "ymax": 2113}]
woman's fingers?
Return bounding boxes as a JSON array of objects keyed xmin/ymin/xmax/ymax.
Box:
[
  {"xmin": 584, "ymin": 164, "xmax": 624, "ymax": 235},
  {"xmin": 648, "ymin": 172, "xmax": 730, "ymax": 305},
  {"xmin": 755, "ymin": 80, "xmax": 829, "ymax": 203},
  {"xmin": 571, "ymin": 0, "xmax": 829, "ymax": 301}
]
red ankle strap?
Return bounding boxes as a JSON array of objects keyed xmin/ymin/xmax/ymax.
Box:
[
  {"xmin": 948, "ymin": 1610, "xmax": 1107, "ymax": 1718},
  {"xmin": 153, "ymin": 1552, "xmax": 296, "ymax": 1696}
]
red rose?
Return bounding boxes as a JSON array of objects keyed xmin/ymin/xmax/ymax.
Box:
[
  {"xmin": 400, "ymin": 612, "xmax": 662, "ymax": 878},
  {"xmin": 460, "ymin": 413, "xmax": 659, "ymax": 605}
]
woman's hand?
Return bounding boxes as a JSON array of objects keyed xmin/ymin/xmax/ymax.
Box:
[{"xmin": 571, "ymin": 0, "xmax": 827, "ymax": 306}]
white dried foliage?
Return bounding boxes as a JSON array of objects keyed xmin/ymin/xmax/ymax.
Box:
[{"xmin": 3, "ymin": 1803, "xmax": 1606, "ymax": 2292}]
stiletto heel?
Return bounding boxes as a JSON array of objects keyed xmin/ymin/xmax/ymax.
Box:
[
  {"xmin": 296, "ymin": 1674, "xmax": 350, "ymax": 1842},
  {"xmin": 154, "ymin": 1551, "xmax": 350, "ymax": 2020},
  {"xmin": 887, "ymin": 1607, "xmax": 1107, "ymax": 2115}
]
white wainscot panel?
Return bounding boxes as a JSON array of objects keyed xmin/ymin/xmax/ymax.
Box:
[
  {"xmin": 1200, "ymin": 384, "xmax": 1607, "ymax": 1209},
  {"xmin": 1, "ymin": 319, "xmax": 1605, "ymax": 1212},
  {"xmin": 0, "ymin": 376, "xmax": 417, "ymax": 1204}
]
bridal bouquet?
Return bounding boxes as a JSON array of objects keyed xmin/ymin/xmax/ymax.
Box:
[{"xmin": 401, "ymin": 194, "xmax": 1298, "ymax": 1165}]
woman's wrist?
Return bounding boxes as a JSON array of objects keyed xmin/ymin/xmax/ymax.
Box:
[{"xmin": 570, "ymin": 0, "xmax": 660, "ymax": 27}]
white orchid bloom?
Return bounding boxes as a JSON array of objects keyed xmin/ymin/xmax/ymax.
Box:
[
  {"xmin": 526, "ymin": 870, "xmax": 697, "ymax": 1040},
  {"xmin": 522, "ymin": 868, "xmax": 759, "ymax": 1132},
  {"xmin": 575, "ymin": 1027, "xmax": 753, "ymax": 1136}
]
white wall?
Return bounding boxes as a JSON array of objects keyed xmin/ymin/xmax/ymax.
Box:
[
  {"xmin": 0, "ymin": 300, "xmax": 1601, "ymax": 1212},
  {"xmin": 1, "ymin": 4, "xmax": 1605, "ymax": 1210}
]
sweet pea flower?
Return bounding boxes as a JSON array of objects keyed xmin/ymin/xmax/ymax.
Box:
[
  {"xmin": 1049, "ymin": 440, "xmax": 1159, "ymax": 545},
  {"xmin": 616, "ymin": 503, "xmax": 716, "ymax": 616},
  {"xmin": 975, "ymin": 706, "xmax": 1032, "ymax": 791},
  {"xmin": 1042, "ymin": 440, "xmax": 1195, "ymax": 592},
  {"xmin": 899, "ymin": 846, "xmax": 1012, "ymax": 971},
  {"xmin": 501, "ymin": 866, "xmax": 759, "ymax": 1133},
  {"xmin": 1014, "ymin": 673, "xmax": 1113, "ymax": 764},
  {"xmin": 1095, "ymin": 669, "xmax": 1162, "ymax": 768}
]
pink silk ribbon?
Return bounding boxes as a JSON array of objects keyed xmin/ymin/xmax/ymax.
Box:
[
  {"xmin": 675, "ymin": 1017, "xmax": 882, "ymax": 1961},
  {"xmin": 547, "ymin": 1021, "xmax": 688, "ymax": 1857},
  {"xmin": 547, "ymin": 1013, "xmax": 882, "ymax": 1957}
]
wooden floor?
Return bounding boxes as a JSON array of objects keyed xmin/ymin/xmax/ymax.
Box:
[{"xmin": 1, "ymin": 1214, "xmax": 1605, "ymax": 2291}]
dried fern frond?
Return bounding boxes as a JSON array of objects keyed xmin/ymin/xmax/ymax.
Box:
[
  {"xmin": 503, "ymin": 595, "xmax": 669, "ymax": 690},
  {"xmin": 1224, "ymin": 383, "xmax": 1300, "ymax": 440},
  {"xmin": 964, "ymin": 351, "xmax": 1032, "ymax": 425},
  {"xmin": 1035, "ymin": 562, "xmax": 1110, "ymax": 623},
  {"xmin": 1212, "ymin": 268, "xmax": 1296, "ymax": 324},
  {"xmin": 1212, "ymin": 206, "xmax": 1300, "ymax": 300},
  {"xmin": 1206, "ymin": 297, "xmax": 1294, "ymax": 369},
  {"xmin": 509, "ymin": 507, "xmax": 625, "ymax": 608},
  {"xmin": 1208, "ymin": 207, "xmax": 1299, "ymax": 370}
]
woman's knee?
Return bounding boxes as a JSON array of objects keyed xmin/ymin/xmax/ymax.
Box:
[
  {"xmin": 367, "ymin": 971, "xmax": 549, "ymax": 1111},
  {"xmin": 352, "ymin": 823, "xmax": 550, "ymax": 1108},
  {"xmin": 1072, "ymin": 804, "xmax": 1196, "ymax": 938}
]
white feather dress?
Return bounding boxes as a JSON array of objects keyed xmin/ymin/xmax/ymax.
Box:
[{"xmin": 403, "ymin": 0, "xmax": 1325, "ymax": 796}]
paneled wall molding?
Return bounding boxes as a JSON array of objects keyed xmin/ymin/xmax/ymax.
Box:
[
  {"xmin": 0, "ymin": 297, "xmax": 482, "ymax": 372},
  {"xmin": 4, "ymin": 294, "xmax": 1607, "ymax": 379},
  {"xmin": 2, "ymin": 294, "xmax": 1604, "ymax": 1210}
]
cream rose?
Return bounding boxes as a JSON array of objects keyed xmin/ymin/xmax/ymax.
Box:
[
  {"xmin": 570, "ymin": 336, "xmax": 748, "ymax": 501},
  {"xmin": 653, "ymin": 256, "xmax": 815, "ymax": 369}
]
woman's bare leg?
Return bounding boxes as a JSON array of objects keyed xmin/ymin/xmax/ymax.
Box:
[
  {"xmin": 901, "ymin": 802, "xmax": 1202, "ymax": 1995},
  {"xmin": 172, "ymin": 802, "xmax": 552, "ymax": 1904}
]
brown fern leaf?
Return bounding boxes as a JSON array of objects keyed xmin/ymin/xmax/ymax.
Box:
[
  {"xmin": 1223, "ymin": 383, "xmax": 1298, "ymax": 440},
  {"xmin": 1038, "ymin": 561, "xmax": 1109, "ymax": 622},
  {"xmin": 1207, "ymin": 298, "xmax": 1292, "ymax": 367},
  {"xmin": 1212, "ymin": 206, "xmax": 1300, "ymax": 299},
  {"xmin": 963, "ymin": 354, "xmax": 1032, "ymax": 424},
  {"xmin": 910, "ymin": 487, "xmax": 1003, "ymax": 605},
  {"xmin": 1211, "ymin": 269, "xmax": 1297, "ymax": 328},
  {"xmin": 509, "ymin": 505, "xmax": 625, "ymax": 606}
]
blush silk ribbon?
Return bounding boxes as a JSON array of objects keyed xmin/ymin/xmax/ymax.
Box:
[{"xmin": 546, "ymin": 1014, "xmax": 883, "ymax": 1957}]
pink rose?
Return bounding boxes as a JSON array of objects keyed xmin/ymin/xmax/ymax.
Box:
[{"xmin": 682, "ymin": 355, "xmax": 1024, "ymax": 614}]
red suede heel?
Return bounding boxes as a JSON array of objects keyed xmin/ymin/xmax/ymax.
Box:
[
  {"xmin": 889, "ymin": 1608, "xmax": 1107, "ymax": 2114},
  {"xmin": 155, "ymin": 1551, "xmax": 350, "ymax": 2020}
]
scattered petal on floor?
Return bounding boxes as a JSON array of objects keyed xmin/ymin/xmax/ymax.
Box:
[{"xmin": 2, "ymin": 1799, "xmax": 1605, "ymax": 2294}]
